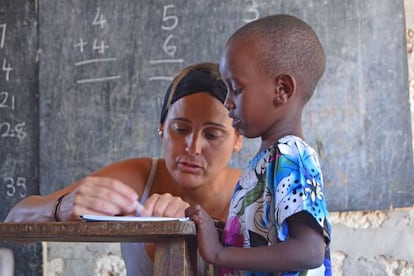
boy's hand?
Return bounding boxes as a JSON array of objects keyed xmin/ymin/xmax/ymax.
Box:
[{"xmin": 185, "ymin": 205, "xmax": 224, "ymax": 264}]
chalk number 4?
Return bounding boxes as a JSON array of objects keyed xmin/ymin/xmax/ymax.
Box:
[
  {"xmin": 2, "ymin": 58, "xmax": 12, "ymax": 81},
  {"xmin": 92, "ymin": 7, "xmax": 106, "ymax": 28}
]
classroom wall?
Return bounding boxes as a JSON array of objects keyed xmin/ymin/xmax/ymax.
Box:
[
  {"xmin": 325, "ymin": 2, "xmax": 414, "ymax": 274},
  {"xmin": 0, "ymin": 1, "xmax": 409, "ymax": 275},
  {"xmin": 42, "ymin": 2, "xmax": 414, "ymax": 275}
]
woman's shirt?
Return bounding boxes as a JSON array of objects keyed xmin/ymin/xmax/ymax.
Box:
[{"xmin": 121, "ymin": 158, "xmax": 158, "ymax": 276}]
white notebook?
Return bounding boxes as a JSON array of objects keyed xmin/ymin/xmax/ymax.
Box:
[{"xmin": 81, "ymin": 214, "xmax": 190, "ymax": 222}]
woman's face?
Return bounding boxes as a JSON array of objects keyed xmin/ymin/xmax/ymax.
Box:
[{"xmin": 162, "ymin": 92, "xmax": 239, "ymax": 189}]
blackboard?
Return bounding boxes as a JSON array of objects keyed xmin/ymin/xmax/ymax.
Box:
[
  {"xmin": 37, "ymin": 0, "xmax": 413, "ymax": 212},
  {"xmin": 0, "ymin": 0, "xmax": 42, "ymax": 275},
  {"xmin": 1, "ymin": 0, "xmax": 413, "ymax": 274}
]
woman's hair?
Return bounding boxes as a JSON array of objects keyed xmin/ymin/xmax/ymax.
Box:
[{"xmin": 159, "ymin": 62, "xmax": 227, "ymax": 124}]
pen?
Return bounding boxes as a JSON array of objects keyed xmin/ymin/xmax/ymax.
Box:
[{"xmin": 134, "ymin": 201, "xmax": 145, "ymax": 216}]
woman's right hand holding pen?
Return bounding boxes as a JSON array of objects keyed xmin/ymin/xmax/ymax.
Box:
[
  {"xmin": 58, "ymin": 176, "xmax": 139, "ymax": 221},
  {"xmin": 57, "ymin": 176, "xmax": 190, "ymax": 221}
]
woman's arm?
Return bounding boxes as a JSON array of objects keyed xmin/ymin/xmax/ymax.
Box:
[
  {"xmin": 4, "ymin": 176, "xmax": 140, "ymax": 222},
  {"xmin": 4, "ymin": 191, "xmax": 72, "ymax": 222},
  {"xmin": 5, "ymin": 158, "xmax": 192, "ymax": 223},
  {"xmin": 4, "ymin": 158, "xmax": 149, "ymax": 223}
]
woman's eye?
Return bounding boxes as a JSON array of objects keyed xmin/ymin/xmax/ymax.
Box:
[
  {"xmin": 204, "ymin": 131, "xmax": 223, "ymax": 140},
  {"xmin": 172, "ymin": 125, "xmax": 190, "ymax": 134}
]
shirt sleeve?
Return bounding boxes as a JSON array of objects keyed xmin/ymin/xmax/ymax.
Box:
[{"xmin": 274, "ymin": 139, "xmax": 331, "ymax": 242}]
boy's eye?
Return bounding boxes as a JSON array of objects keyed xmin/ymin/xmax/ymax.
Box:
[{"xmin": 232, "ymin": 88, "xmax": 242, "ymax": 95}]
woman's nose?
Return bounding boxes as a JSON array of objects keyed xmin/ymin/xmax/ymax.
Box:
[{"xmin": 185, "ymin": 133, "xmax": 202, "ymax": 155}]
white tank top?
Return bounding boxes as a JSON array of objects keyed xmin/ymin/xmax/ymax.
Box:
[{"xmin": 121, "ymin": 158, "xmax": 158, "ymax": 276}]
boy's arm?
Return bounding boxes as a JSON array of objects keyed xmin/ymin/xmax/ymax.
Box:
[{"xmin": 186, "ymin": 206, "xmax": 326, "ymax": 273}]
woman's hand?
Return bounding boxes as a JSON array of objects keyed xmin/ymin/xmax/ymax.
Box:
[
  {"xmin": 140, "ymin": 193, "xmax": 190, "ymax": 218},
  {"xmin": 59, "ymin": 176, "xmax": 138, "ymax": 221}
]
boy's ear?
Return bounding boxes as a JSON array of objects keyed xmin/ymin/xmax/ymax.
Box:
[{"xmin": 274, "ymin": 74, "xmax": 295, "ymax": 104}]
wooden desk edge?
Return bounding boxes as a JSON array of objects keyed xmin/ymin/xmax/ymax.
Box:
[
  {"xmin": 0, "ymin": 220, "xmax": 196, "ymax": 243},
  {"xmin": 0, "ymin": 220, "xmax": 219, "ymax": 276}
]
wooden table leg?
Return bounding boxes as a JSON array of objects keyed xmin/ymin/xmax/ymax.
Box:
[
  {"xmin": 186, "ymin": 236, "xmax": 213, "ymax": 276},
  {"xmin": 154, "ymin": 239, "xmax": 192, "ymax": 276}
]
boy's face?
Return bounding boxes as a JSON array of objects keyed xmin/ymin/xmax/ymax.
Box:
[{"xmin": 219, "ymin": 37, "xmax": 278, "ymax": 140}]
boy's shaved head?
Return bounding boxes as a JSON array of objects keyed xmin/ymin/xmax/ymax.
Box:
[{"xmin": 227, "ymin": 14, "xmax": 325, "ymax": 102}]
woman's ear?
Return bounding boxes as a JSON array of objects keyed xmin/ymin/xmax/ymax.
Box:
[
  {"xmin": 233, "ymin": 131, "xmax": 243, "ymax": 152},
  {"xmin": 158, "ymin": 124, "xmax": 164, "ymax": 137},
  {"xmin": 274, "ymin": 74, "xmax": 295, "ymax": 104}
]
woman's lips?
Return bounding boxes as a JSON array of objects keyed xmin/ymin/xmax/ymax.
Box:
[{"xmin": 177, "ymin": 161, "xmax": 202, "ymax": 173}]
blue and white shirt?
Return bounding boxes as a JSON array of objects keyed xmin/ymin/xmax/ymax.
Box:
[{"xmin": 221, "ymin": 135, "xmax": 331, "ymax": 276}]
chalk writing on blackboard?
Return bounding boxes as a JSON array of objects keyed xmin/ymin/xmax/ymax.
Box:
[
  {"xmin": 0, "ymin": 121, "xmax": 27, "ymax": 140},
  {"xmin": 243, "ymin": 0, "xmax": 260, "ymax": 23},
  {"xmin": 5, "ymin": 176, "xmax": 27, "ymax": 199},
  {"xmin": 0, "ymin": 23, "xmax": 5, "ymax": 48},
  {"xmin": 0, "ymin": 91, "xmax": 15, "ymax": 110},
  {"xmin": 1, "ymin": 24, "xmax": 13, "ymax": 82},
  {"xmin": 0, "ymin": 21, "xmax": 28, "ymax": 201},
  {"xmin": 0, "ymin": 23, "xmax": 26, "ymax": 141},
  {"xmin": 149, "ymin": 4, "xmax": 184, "ymax": 82},
  {"xmin": 2, "ymin": 58, "xmax": 12, "ymax": 81},
  {"xmin": 73, "ymin": 6, "xmax": 120, "ymax": 84}
]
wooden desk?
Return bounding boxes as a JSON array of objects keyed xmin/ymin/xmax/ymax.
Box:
[{"xmin": 0, "ymin": 220, "xmax": 209, "ymax": 276}]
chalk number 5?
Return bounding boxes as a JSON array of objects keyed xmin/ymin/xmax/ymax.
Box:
[{"xmin": 162, "ymin": 5, "xmax": 178, "ymax": 30}]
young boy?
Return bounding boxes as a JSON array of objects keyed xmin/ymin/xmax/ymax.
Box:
[{"xmin": 185, "ymin": 14, "xmax": 331, "ymax": 275}]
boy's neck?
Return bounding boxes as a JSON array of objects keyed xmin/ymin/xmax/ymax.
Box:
[{"xmin": 259, "ymin": 122, "xmax": 303, "ymax": 152}]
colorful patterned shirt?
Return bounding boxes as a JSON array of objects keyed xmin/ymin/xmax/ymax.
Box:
[{"xmin": 221, "ymin": 135, "xmax": 331, "ymax": 276}]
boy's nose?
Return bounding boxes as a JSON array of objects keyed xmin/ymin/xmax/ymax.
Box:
[{"xmin": 224, "ymin": 95, "xmax": 234, "ymax": 110}]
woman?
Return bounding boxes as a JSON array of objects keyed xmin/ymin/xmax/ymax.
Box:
[{"xmin": 5, "ymin": 62, "xmax": 243, "ymax": 275}]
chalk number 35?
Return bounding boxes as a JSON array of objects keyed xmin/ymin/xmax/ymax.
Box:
[{"xmin": 5, "ymin": 176, "xmax": 27, "ymax": 198}]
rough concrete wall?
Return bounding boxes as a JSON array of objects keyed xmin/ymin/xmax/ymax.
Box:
[
  {"xmin": 45, "ymin": 242, "xmax": 125, "ymax": 276},
  {"xmin": 44, "ymin": 2, "xmax": 414, "ymax": 275},
  {"xmin": 330, "ymin": 208, "xmax": 414, "ymax": 275},
  {"xmin": 407, "ymin": 0, "xmax": 414, "ymax": 128}
]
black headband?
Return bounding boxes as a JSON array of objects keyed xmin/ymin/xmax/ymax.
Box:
[{"xmin": 160, "ymin": 70, "xmax": 227, "ymax": 124}]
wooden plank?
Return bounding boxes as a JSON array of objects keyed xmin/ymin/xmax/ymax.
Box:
[
  {"xmin": 0, "ymin": 220, "xmax": 206, "ymax": 275},
  {"xmin": 0, "ymin": 221, "xmax": 196, "ymax": 243},
  {"xmin": 154, "ymin": 239, "xmax": 191, "ymax": 276}
]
